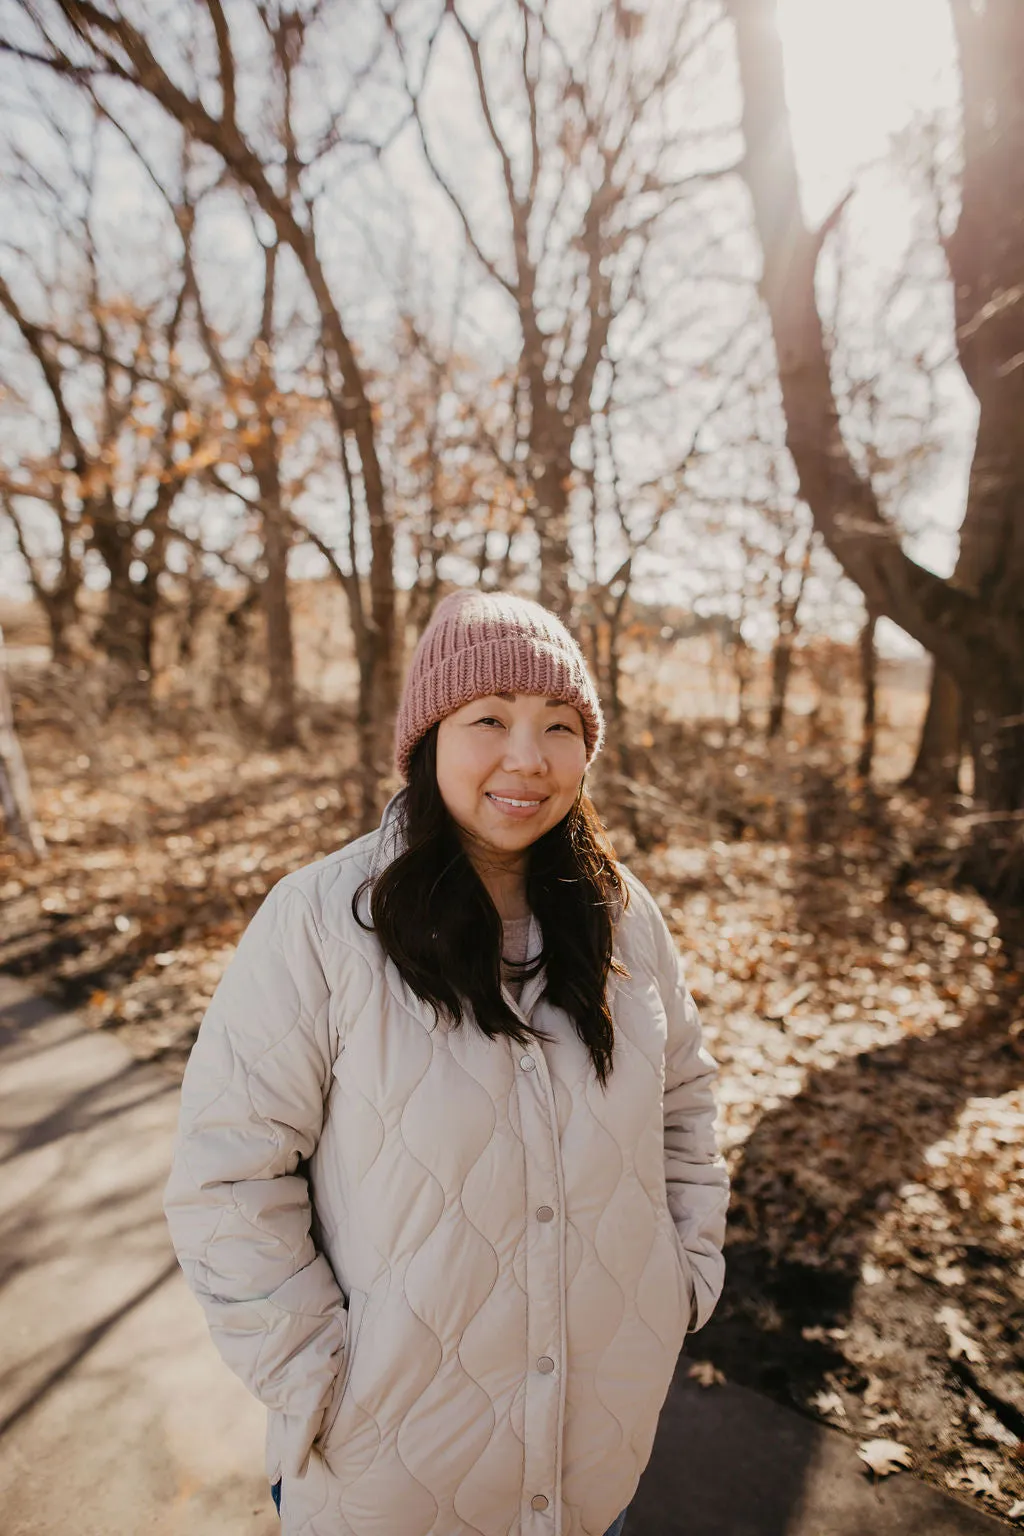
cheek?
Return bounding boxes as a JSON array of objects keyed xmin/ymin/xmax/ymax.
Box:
[
  {"xmin": 435, "ymin": 732, "xmax": 489, "ymax": 807},
  {"xmin": 554, "ymin": 741, "xmax": 587, "ymax": 791}
]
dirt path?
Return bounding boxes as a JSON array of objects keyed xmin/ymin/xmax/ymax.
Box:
[{"xmin": 0, "ymin": 975, "xmax": 277, "ymax": 1536}]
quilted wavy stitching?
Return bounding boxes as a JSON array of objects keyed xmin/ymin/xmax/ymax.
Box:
[{"xmin": 167, "ymin": 826, "xmax": 729, "ymax": 1536}]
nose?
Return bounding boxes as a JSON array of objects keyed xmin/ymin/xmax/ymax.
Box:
[{"xmin": 502, "ymin": 721, "xmax": 547, "ymax": 774}]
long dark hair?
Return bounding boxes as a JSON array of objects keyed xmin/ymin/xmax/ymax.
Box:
[{"xmin": 353, "ymin": 724, "xmax": 629, "ymax": 1084}]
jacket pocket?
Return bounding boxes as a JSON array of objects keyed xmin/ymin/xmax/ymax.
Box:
[
  {"xmin": 668, "ymin": 1221, "xmax": 697, "ymax": 1334},
  {"xmin": 316, "ymin": 1287, "xmax": 366, "ymax": 1455}
]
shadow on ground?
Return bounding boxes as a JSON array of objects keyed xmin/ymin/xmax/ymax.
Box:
[{"xmin": 0, "ymin": 981, "xmax": 275, "ymax": 1536}]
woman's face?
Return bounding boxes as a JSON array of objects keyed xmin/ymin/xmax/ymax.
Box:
[{"xmin": 435, "ymin": 692, "xmax": 587, "ymax": 865}]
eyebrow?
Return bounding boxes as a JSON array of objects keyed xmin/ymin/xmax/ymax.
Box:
[{"xmin": 491, "ymin": 693, "xmax": 572, "ymax": 708}]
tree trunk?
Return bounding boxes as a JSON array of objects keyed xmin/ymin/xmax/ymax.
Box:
[
  {"xmin": 532, "ymin": 456, "xmax": 573, "ymax": 620},
  {"xmin": 907, "ymin": 665, "xmax": 961, "ymax": 793},
  {"xmin": 92, "ymin": 501, "xmax": 147, "ymax": 680},
  {"xmin": 767, "ymin": 626, "xmax": 795, "ymax": 740},
  {"xmin": 260, "ymin": 504, "xmax": 298, "ymax": 749},
  {"xmin": 0, "ymin": 627, "xmax": 46, "ymax": 858},
  {"xmin": 767, "ymin": 535, "xmax": 812, "ymax": 740},
  {"xmin": 605, "ymin": 588, "xmax": 631, "ymax": 775},
  {"xmin": 732, "ymin": 635, "xmax": 752, "ymax": 730},
  {"xmin": 857, "ymin": 611, "xmax": 878, "ymax": 781},
  {"xmin": 41, "ymin": 583, "xmax": 77, "ymax": 668},
  {"xmin": 251, "ymin": 245, "xmax": 298, "ymax": 750}
]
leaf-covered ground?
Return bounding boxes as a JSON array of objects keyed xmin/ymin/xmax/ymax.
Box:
[{"xmin": 2, "ymin": 694, "xmax": 1022, "ymax": 1523}]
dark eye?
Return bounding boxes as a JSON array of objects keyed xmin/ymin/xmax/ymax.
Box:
[
  {"xmin": 548, "ymin": 721, "xmax": 576, "ymax": 733},
  {"xmin": 475, "ymin": 716, "xmax": 503, "ymax": 727}
]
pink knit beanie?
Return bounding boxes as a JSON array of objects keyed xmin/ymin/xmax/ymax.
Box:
[{"xmin": 394, "ymin": 589, "xmax": 604, "ymax": 779}]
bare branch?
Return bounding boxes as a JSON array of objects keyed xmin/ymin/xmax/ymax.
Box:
[{"xmin": 206, "ymin": 0, "xmax": 237, "ymax": 132}]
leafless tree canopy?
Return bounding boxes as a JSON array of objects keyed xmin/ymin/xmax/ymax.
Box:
[{"xmin": 1, "ymin": 0, "xmax": 1021, "ymax": 821}]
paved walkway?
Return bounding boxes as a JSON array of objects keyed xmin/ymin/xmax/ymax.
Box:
[{"xmin": 0, "ymin": 975, "xmax": 1010, "ymax": 1535}]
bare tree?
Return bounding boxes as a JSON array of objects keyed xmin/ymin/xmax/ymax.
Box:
[
  {"xmin": 725, "ymin": 0, "xmax": 1024, "ymax": 816},
  {"xmin": 387, "ymin": 0, "xmax": 738, "ymax": 617},
  {"xmin": 0, "ymin": 148, "xmax": 202, "ymax": 690},
  {"xmin": 10, "ymin": 1, "xmax": 401, "ymax": 814}
]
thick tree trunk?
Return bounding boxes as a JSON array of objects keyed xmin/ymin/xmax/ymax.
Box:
[
  {"xmin": 41, "ymin": 583, "xmax": 78, "ymax": 668},
  {"xmin": 943, "ymin": 2, "xmax": 1024, "ymax": 811},
  {"xmin": 526, "ymin": 362, "xmax": 574, "ymax": 620},
  {"xmin": 907, "ymin": 665, "xmax": 961, "ymax": 793},
  {"xmin": 92, "ymin": 500, "xmax": 145, "ymax": 677},
  {"xmin": 534, "ymin": 461, "xmax": 573, "ymax": 620}
]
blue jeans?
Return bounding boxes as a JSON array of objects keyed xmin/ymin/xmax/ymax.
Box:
[{"xmin": 270, "ymin": 1482, "xmax": 626, "ymax": 1532}]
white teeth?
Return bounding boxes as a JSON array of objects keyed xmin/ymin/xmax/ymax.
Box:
[{"xmin": 489, "ymin": 795, "xmax": 541, "ymax": 807}]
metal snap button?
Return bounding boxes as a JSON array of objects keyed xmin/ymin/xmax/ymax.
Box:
[
  {"xmin": 531, "ymin": 1494, "xmax": 549, "ymax": 1511},
  {"xmin": 537, "ymin": 1356, "xmax": 555, "ymax": 1374},
  {"xmin": 536, "ymin": 1205, "xmax": 554, "ymax": 1222},
  {"xmin": 520, "ymin": 1054, "xmax": 536, "ymax": 1071}
]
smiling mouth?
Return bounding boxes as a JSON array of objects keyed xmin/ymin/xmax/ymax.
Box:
[{"xmin": 486, "ymin": 793, "xmax": 547, "ymax": 808}]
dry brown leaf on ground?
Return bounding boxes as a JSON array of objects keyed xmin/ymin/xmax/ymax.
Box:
[
  {"xmin": 864, "ymin": 1409, "xmax": 904, "ymax": 1433},
  {"xmin": 763, "ymin": 980, "xmax": 815, "ymax": 1021},
  {"xmin": 937, "ymin": 1306, "xmax": 985, "ymax": 1364},
  {"xmin": 857, "ymin": 1439, "xmax": 913, "ymax": 1477},
  {"xmin": 687, "ymin": 1360, "xmax": 726, "ymax": 1388},
  {"xmin": 947, "ymin": 1467, "xmax": 1002, "ymax": 1499}
]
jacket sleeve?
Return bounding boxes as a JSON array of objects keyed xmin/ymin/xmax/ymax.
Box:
[
  {"xmin": 645, "ymin": 889, "xmax": 730, "ymax": 1332},
  {"xmin": 163, "ymin": 878, "xmax": 348, "ymax": 1477}
]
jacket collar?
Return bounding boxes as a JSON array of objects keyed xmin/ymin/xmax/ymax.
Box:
[{"xmin": 367, "ymin": 789, "xmax": 407, "ymax": 882}]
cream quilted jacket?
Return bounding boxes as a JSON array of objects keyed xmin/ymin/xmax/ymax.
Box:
[{"xmin": 164, "ymin": 800, "xmax": 729, "ymax": 1536}]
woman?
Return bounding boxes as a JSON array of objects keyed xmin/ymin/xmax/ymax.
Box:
[{"xmin": 164, "ymin": 589, "xmax": 729, "ymax": 1536}]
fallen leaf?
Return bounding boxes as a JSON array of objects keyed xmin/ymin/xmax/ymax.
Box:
[
  {"xmin": 864, "ymin": 1409, "xmax": 904, "ymax": 1433},
  {"xmin": 764, "ymin": 980, "xmax": 815, "ymax": 1020},
  {"xmin": 1007, "ymin": 1499, "xmax": 1024, "ymax": 1520},
  {"xmin": 687, "ymin": 1360, "xmax": 726, "ymax": 1388},
  {"xmin": 857, "ymin": 1439, "xmax": 913, "ymax": 1477},
  {"xmin": 936, "ymin": 1306, "xmax": 985, "ymax": 1364},
  {"xmin": 811, "ymin": 1389, "xmax": 846, "ymax": 1418}
]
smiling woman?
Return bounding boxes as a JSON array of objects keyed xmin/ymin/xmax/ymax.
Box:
[{"xmin": 164, "ymin": 587, "xmax": 730, "ymax": 1536}]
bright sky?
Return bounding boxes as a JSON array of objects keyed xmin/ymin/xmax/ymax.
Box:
[{"xmin": 776, "ymin": 0, "xmax": 959, "ymax": 225}]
